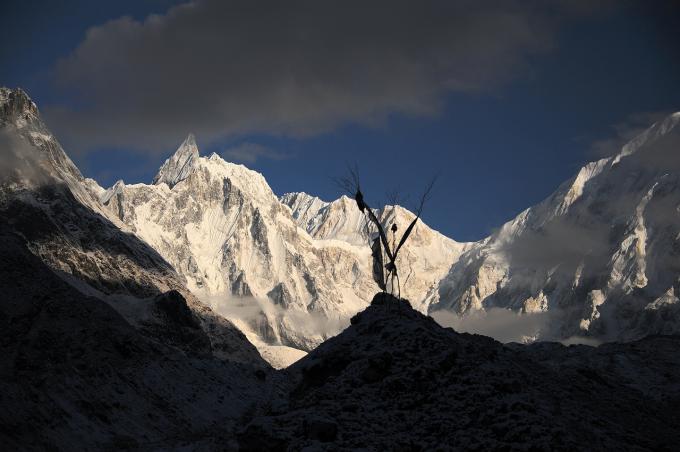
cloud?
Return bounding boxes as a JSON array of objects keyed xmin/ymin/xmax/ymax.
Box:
[
  {"xmin": 221, "ymin": 142, "xmax": 288, "ymax": 164},
  {"xmin": 499, "ymin": 217, "xmax": 612, "ymax": 271},
  {"xmin": 431, "ymin": 307, "xmax": 551, "ymax": 343},
  {"xmin": 0, "ymin": 129, "xmax": 50, "ymax": 184},
  {"xmin": 560, "ymin": 335, "xmax": 602, "ymax": 346},
  {"xmin": 627, "ymin": 113, "xmax": 680, "ymax": 173},
  {"xmin": 43, "ymin": 0, "xmax": 602, "ymax": 154},
  {"xmin": 200, "ymin": 292, "xmax": 349, "ymax": 347},
  {"xmin": 432, "ymin": 307, "xmax": 603, "ymax": 346}
]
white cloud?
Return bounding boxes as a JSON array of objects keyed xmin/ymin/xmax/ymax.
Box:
[
  {"xmin": 221, "ymin": 143, "xmax": 288, "ymax": 164},
  {"xmin": 431, "ymin": 308, "xmax": 551, "ymax": 343}
]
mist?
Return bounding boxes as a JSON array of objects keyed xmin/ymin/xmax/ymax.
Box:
[
  {"xmin": 431, "ymin": 308, "xmax": 550, "ymax": 343},
  {"xmin": 200, "ymin": 292, "xmax": 350, "ymax": 347},
  {"xmin": 431, "ymin": 307, "xmax": 601, "ymax": 346},
  {"xmin": 0, "ymin": 130, "xmax": 49, "ymax": 183}
]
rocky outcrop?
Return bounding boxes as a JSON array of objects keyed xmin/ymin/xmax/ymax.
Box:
[
  {"xmin": 152, "ymin": 133, "xmax": 199, "ymax": 188},
  {"xmin": 239, "ymin": 293, "xmax": 680, "ymax": 450}
]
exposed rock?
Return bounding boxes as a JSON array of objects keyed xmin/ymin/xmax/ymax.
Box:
[{"xmin": 152, "ymin": 133, "xmax": 200, "ymax": 188}]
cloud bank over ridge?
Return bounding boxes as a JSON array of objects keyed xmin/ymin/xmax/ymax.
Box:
[{"xmin": 46, "ymin": 0, "xmax": 604, "ymax": 154}]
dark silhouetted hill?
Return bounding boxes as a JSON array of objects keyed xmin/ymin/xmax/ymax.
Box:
[{"xmin": 239, "ymin": 293, "xmax": 680, "ymax": 451}]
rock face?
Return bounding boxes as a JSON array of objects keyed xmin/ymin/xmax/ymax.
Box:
[
  {"xmin": 152, "ymin": 133, "xmax": 200, "ymax": 188},
  {"xmin": 430, "ymin": 112, "xmax": 680, "ymax": 343},
  {"xmin": 239, "ymin": 293, "xmax": 680, "ymax": 451}
]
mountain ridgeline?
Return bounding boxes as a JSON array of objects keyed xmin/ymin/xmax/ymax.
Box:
[
  {"xmin": 4, "ymin": 86, "xmax": 680, "ymax": 366},
  {"xmin": 98, "ymin": 97, "xmax": 680, "ymax": 362},
  {"xmin": 1, "ymin": 86, "xmax": 680, "ymax": 449}
]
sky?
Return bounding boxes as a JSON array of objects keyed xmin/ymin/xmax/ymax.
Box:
[{"xmin": 1, "ymin": 0, "xmax": 679, "ymax": 241}]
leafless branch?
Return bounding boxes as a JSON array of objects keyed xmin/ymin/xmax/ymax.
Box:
[
  {"xmin": 415, "ymin": 175, "xmax": 437, "ymax": 217},
  {"xmin": 333, "ymin": 162, "xmax": 361, "ymax": 198}
]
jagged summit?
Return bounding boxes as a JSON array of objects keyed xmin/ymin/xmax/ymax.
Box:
[
  {"xmin": 0, "ymin": 87, "xmax": 85, "ymax": 188},
  {"xmin": 0, "ymin": 87, "xmax": 38, "ymax": 123},
  {"xmin": 152, "ymin": 133, "xmax": 200, "ymax": 188}
]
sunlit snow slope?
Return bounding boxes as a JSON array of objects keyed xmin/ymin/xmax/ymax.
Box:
[
  {"xmin": 430, "ymin": 112, "xmax": 680, "ymax": 342},
  {"xmin": 101, "ymin": 139, "xmax": 468, "ymax": 366}
]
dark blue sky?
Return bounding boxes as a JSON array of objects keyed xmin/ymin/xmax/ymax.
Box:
[{"xmin": 2, "ymin": 1, "xmax": 679, "ymax": 241}]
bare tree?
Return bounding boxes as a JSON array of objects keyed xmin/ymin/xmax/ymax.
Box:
[{"xmin": 336, "ymin": 165, "xmax": 436, "ymax": 298}]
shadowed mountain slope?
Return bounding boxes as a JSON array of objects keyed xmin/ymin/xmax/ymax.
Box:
[
  {"xmin": 239, "ymin": 293, "xmax": 680, "ymax": 451},
  {"xmin": 0, "ymin": 232, "xmax": 276, "ymax": 450}
]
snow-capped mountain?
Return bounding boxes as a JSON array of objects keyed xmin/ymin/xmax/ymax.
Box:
[
  {"xmin": 100, "ymin": 146, "xmax": 373, "ymax": 357},
  {"xmin": 430, "ymin": 112, "xmax": 680, "ymax": 342},
  {"xmin": 100, "ymin": 139, "xmax": 465, "ymax": 364},
  {"xmin": 100, "ymin": 107, "xmax": 680, "ymax": 358},
  {"xmin": 4, "ymin": 85, "xmax": 679, "ymax": 368},
  {"xmin": 0, "ymin": 87, "xmax": 263, "ymax": 366}
]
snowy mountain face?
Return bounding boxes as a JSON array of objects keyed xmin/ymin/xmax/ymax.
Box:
[
  {"xmin": 101, "ymin": 149, "xmax": 371, "ymax": 357},
  {"xmin": 281, "ymin": 192, "xmax": 472, "ymax": 311},
  {"xmin": 0, "ymin": 87, "xmax": 263, "ymax": 366},
  {"xmin": 431, "ymin": 112, "xmax": 680, "ymax": 342},
  {"xmin": 101, "ymin": 139, "xmax": 469, "ymax": 364}
]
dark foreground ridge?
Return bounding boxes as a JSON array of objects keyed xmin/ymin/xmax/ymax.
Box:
[
  {"xmin": 238, "ymin": 293, "xmax": 680, "ymax": 451},
  {"xmin": 2, "ymin": 250, "xmax": 680, "ymax": 452}
]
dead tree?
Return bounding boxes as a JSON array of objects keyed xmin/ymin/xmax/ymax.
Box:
[{"xmin": 337, "ymin": 165, "xmax": 435, "ymax": 298}]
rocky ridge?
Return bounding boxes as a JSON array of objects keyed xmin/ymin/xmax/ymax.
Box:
[
  {"xmin": 0, "ymin": 86, "xmax": 263, "ymax": 366},
  {"xmin": 239, "ymin": 293, "xmax": 680, "ymax": 451}
]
